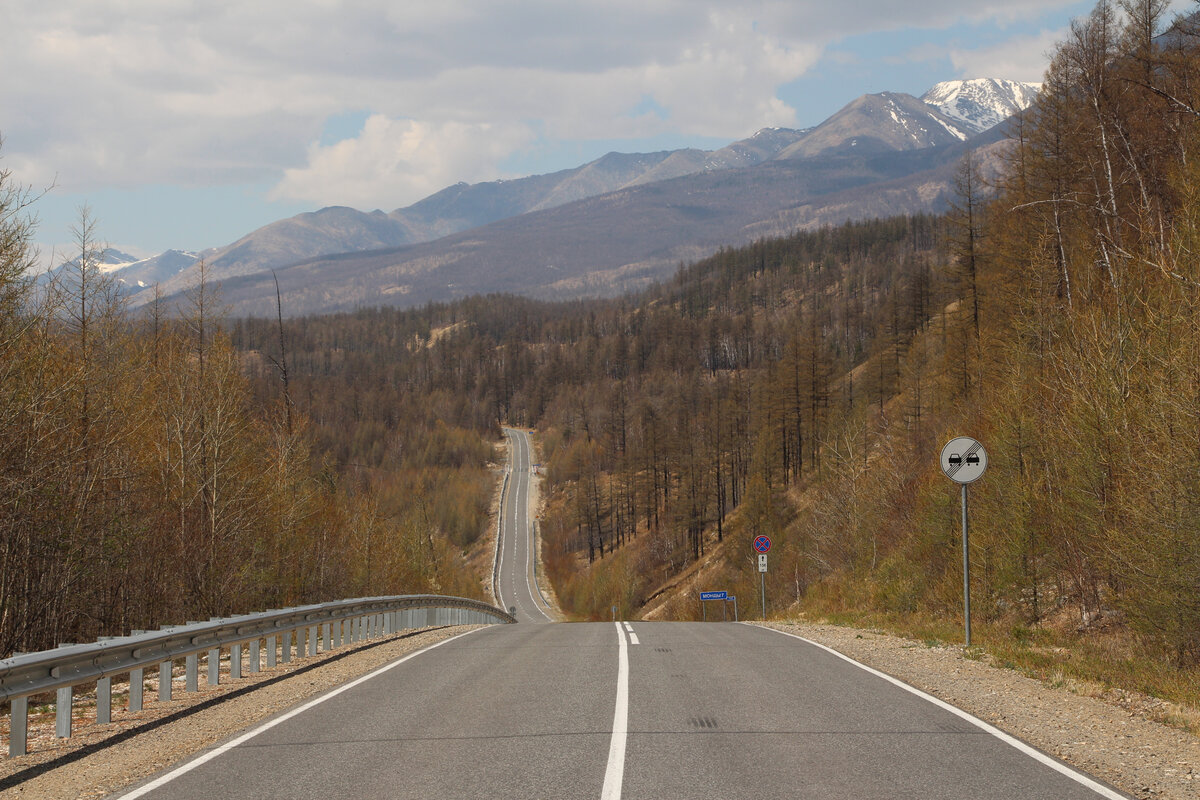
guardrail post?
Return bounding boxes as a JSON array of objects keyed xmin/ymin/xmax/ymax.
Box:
[
  {"xmin": 266, "ymin": 635, "xmax": 277, "ymax": 667},
  {"xmin": 207, "ymin": 647, "xmax": 220, "ymax": 685},
  {"xmin": 186, "ymin": 653, "xmax": 198, "ymax": 691},
  {"xmin": 159, "ymin": 661, "xmax": 173, "ymax": 701},
  {"xmin": 281, "ymin": 630, "xmax": 292, "ymax": 663},
  {"xmin": 308, "ymin": 625, "xmax": 318, "ymax": 656},
  {"xmin": 231, "ymin": 643, "xmax": 242, "ymax": 679},
  {"xmin": 97, "ymin": 676, "xmax": 112, "ymax": 723},
  {"xmin": 332, "ymin": 620, "xmax": 342, "ymax": 648},
  {"xmin": 249, "ymin": 639, "xmax": 260, "ymax": 674},
  {"xmin": 129, "ymin": 667, "xmax": 144, "ymax": 711},
  {"xmin": 9, "ymin": 696, "xmax": 28, "ymax": 756},
  {"xmin": 322, "ymin": 623, "xmax": 331, "ymax": 652},
  {"xmin": 56, "ymin": 686, "xmax": 72, "ymax": 738}
]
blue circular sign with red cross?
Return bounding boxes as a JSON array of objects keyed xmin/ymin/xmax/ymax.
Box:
[{"xmin": 753, "ymin": 535, "xmax": 772, "ymax": 553}]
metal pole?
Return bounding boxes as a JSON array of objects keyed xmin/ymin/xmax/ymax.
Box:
[
  {"xmin": 732, "ymin": 597, "xmax": 738, "ymax": 622},
  {"xmin": 760, "ymin": 572, "xmax": 766, "ymax": 620},
  {"xmin": 702, "ymin": 600, "xmax": 706, "ymax": 622},
  {"xmin": 962, "ymin": 483, "xmax": 972, "ymax": 647},
  {"xmin": 722, "ymin": 599, "xmax": 726, "ymax": 622}
]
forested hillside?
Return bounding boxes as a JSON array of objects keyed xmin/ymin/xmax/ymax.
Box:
[
  {"xmin": 527, "ymin": 0, "xmax": 1200, "ymax": 669},
  {"xmin": 0, "ymin": 200, "xmax": 489, "ymax": 659}
]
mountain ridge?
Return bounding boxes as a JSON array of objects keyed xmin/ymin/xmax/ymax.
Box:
[{"xmin": 119, "ymin": 78, "xmax": 1037, "ymax": 312}]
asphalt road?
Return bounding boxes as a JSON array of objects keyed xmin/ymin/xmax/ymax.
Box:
[
  {"xmin": 495, "ymin": 428, "xmax": 555, "ymax": 623},
  {"xmin": 116, "ymin": 622, "xmax": 1130, "ymax": 800}
]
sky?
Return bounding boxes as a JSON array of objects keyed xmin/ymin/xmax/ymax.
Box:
[{"xmin": 0, "ymin": 0, "xmax": 1187, "ymax": 266}]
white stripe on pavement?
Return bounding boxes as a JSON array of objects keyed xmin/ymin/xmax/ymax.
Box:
[
  {"xmin": 755, "ymin": 625, "xmax": 1130, "ymax": 800},
  {"xmin": 600, "ymin": 621, "xmax": 630, "ymax": 800},
  {"xmin": 114, "ymin": 627, "xmax": 488, "ymax": 800}
]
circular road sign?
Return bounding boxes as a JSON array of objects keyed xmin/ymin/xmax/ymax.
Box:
[
  {"xmin": 753, "ymin": 535, "xmax": 772, "ymax": 553},
  {"xmin": 940, "ymin": 437, "xmax": 987, "ymax": 484}
]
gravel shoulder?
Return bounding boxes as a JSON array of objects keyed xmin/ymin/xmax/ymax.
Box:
[
  {"xmin": 761, "ymin": 620, "xmax": 1199, "ymax": 800},
  {"xmin": 0, "ymin": 625, "xmax": 484, "ymax": 800}
]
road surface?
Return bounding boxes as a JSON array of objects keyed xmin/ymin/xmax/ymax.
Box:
[
  {"xmin": 495, "ymin": 428, "xmax": 555, "ymax": 623},
  {"xmin": 115, "ymin": 622, "xmax": 1129, "ymax": 799}
]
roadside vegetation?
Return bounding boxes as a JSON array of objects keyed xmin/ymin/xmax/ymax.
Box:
[
  {"xmin": 4, "ymin": 0, "xmax": 1198, "ymax": 722},
  {"xmin": 0, "ymin": 197, "xmax": 490, "ymax": 659}
]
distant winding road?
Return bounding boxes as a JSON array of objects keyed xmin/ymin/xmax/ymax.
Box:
[{"xmin": 494, "ymin": 428, "xmax": 556, "ymax": 623}]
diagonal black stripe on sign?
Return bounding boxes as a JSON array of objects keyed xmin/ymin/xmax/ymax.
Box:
[{"xmin": 946, "ymin": 441, "xmax": 982, "ymax": 478}]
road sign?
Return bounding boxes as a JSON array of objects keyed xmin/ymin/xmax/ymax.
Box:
[
  {"xmin": 753, "ymin": 535, "xmax": 772, "ymax": 553},
  {"xmin": 940, "ymin": 437, "xmax": 987, "ymax": 484},
  {"xmin": 758, "ymin": 553, "xmax": 768, "ymax": 572},
  {"xmin": 700, "ymin": 591, "xmax": 728, "ymax": 601},
  {"xmin": 941, "ymin": 436, "xmax": 987, "ymax": 647}
]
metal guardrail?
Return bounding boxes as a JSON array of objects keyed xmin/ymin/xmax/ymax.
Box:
[
  {"xmin": 493, "ymin": 469, "xmax": 510, "ymax": 607},
  {"xmin": 0, "ymin": 594, "xmax": 514, "ymax": 757}
]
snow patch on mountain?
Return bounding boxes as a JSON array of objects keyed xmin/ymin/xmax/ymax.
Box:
[{"xmin": 921, "ymin": 78, "xmax": 1041, "ymax": 134}]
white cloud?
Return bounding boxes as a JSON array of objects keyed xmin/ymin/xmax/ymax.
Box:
[
  {"xmin": 270, "ymin": 116, "xmax": 536, "ymax": 208},
  {"xmin": 949, "ymin": 28, "xmax": 1067, "ymax": 83},
  {"xmin": 1, "ymin": 0, "xmax": 1094, "ymax": 211}
]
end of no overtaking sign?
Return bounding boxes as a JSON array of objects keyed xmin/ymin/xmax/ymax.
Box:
[{"xmin": 940, "ymin": 436, "xmax": 987, "ymax": 484}]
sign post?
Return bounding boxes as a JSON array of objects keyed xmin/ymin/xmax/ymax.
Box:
[
  {"xmin": 753, "ymin": 536, "xmax": 771, "ymax": 620},
  {"xmin": 940, "ymin": 437, "xmax": 987, "ymax": 647},
  {"xmin": 727, "ymin": 596, "xmax": 738, "ymax": 622},
  {"xmin": 699, "ymin": 591, "xmax": 728, "ymax": 621}
]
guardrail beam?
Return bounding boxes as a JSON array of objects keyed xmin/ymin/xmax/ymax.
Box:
[{"xmin": 0, "ymin": 594, "xmax": 514, "ymax": 758}]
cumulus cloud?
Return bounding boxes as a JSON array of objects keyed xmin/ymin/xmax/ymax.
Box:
[
  {"xmin": 1, "ymin": 0, "xmax": 1090, "ymax": 210},
  {"xmin": 270, "ymin": 117, "xmax": 536, "ymax": 208},
  {"xmin": 949, "ymin": 29, "xmax": 1066, "ymax": 83}
]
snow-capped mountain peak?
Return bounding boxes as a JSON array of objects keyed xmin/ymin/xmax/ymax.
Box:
[{"xmin": 921, "ymin": 78, "xmax": 1040, "ymax": 135}]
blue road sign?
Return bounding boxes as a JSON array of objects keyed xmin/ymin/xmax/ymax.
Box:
[
  {"xmin": 753, "ymin": 535, "xmax": 772, "ymax": 553},
  {"xmin": 700, "ymin": 591, "xmax": 728, "ymax": 601}
]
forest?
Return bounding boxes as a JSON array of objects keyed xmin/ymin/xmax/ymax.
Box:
[
  {"xmin": 2, "ymin": 0, "xmax": 1199, "ymax": 705},
  {"xmin": 0, "ymin": 203, "xmax": 491, "ymax": 659}
]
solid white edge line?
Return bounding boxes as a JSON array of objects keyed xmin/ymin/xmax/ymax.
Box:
[
  {"xmin": 752, "ymin": 624, "xmax": 1130, "ymax": 800},
  {"xmin": 600, "ymin": 621, "xmax": 630, "ymax": 800},
  {"xmin": 114, "ymin": 626, "xmax": 489, "ymax": 800}
]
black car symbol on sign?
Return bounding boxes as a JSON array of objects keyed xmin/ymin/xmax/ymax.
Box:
[
  {"xmin": 966, "ymin": 453, "xmax": 980, "ymax": 465},
  {"xmin": 949, "ymin": 454, "xmax": 962, "ymax": 466}
]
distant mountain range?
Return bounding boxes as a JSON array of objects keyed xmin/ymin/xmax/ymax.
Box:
[{"xmin": 105, "ymin": 78, "xmax": 1037, "ymax": 316}]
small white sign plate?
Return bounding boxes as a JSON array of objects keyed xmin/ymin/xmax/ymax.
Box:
[
  {"xmin": 758, "ymin": 553, "xmax": 768, "ymax": 573},
  {"xmin": 940, "ymin": 437, "xmax": 987, "ymax": 484}
]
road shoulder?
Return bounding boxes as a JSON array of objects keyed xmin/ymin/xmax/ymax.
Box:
[
  {"xmin": 758, "ymin": 621, "xmax": 1198, "ymax": 800},
  {"xmin": 0, "ymin": 626, "xmax": 483, "ymax": 800}
]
